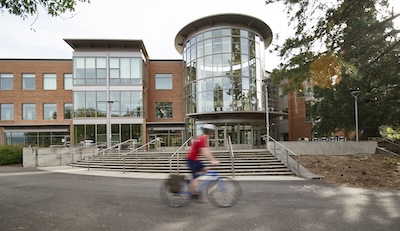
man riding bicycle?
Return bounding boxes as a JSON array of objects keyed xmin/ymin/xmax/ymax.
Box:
[{"xmin": 186, "ymin": 124, "xmax": 220, "ymax": 199}]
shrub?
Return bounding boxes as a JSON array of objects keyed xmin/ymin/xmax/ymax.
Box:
[{"xmin": 0, "ymin": 145, "xmax": 23, "ymax": 165}]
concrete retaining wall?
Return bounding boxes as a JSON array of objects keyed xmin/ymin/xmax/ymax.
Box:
[
  {"xmin": 23, "ymin": 147, "xmax": 99, "ymax": 167},
  {"xmin": 272, "ymin": 141, "xmax": 377, "ymax": 155}
]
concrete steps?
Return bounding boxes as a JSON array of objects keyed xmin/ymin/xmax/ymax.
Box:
[{"xmin": 69, "ymin": 149, "xmax": 295, "ymax": 176}]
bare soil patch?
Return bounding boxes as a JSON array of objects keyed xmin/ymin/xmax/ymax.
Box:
[{"xmin": 301, "ymin": 153, "xmax": 400, "ymax": 190}]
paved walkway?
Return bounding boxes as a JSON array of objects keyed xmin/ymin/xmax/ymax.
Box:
[{"xmin": 36, "ymin": 166, "xmax": 307, "ymax": 181}]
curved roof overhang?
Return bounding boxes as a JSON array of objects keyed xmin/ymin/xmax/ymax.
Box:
[{"xmin": 175, "ymin": 13, "xmax": 273, "ymax": 54}]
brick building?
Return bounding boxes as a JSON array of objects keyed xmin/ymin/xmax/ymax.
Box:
[{"xmin": 1, "ymin": 14, "xmax": 315, "ymax": 148}]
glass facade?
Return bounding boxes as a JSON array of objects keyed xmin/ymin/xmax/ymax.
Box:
[
  {"xmin": 74, "ymin": 57, "xmax": 143, "ymax": 85},
  {"xmin": 73, "ymin": 91, "xmax": 142, "ymax": 118},
  {"xmin": 5, "ymin": 131, "xmax": 69, "ymax": 147},
  {"xmin": 180, "ymin": 26, "xmax": 270, "ymax": 147},
  {"xmin": 72, "ymin": 53, "xmax": 146, "ymax": 146},
  {"xmin": 74, "ymin": 124, "xmax": 142, "ymax": 146},
  {"xmin": 183, "ymin": 28, "xmax": 265, "ymax": 115}
]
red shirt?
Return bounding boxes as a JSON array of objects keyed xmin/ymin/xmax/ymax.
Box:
[{"xmin": 187, "ymin": 135, "xmax": 208, "ymax": 161}]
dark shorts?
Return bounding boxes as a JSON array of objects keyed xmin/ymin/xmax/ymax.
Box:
[{"xmin": 187, "ymin": 159, "xmax": 205, "ymax": 179}]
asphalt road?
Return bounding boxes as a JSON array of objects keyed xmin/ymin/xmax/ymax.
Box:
[{"xmin": 0, "ymin": 167, "xmax": 399, "ymax": 231}]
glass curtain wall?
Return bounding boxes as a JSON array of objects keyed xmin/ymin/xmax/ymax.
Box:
[
  {"xmin": 184, "ymin": 28, "xmax": 265, "ymax": 115},
  {"xmin": 72, "ymin": 56, "xmax": 145, "ymax": 146},
  {"xmin": 74, "ymin": 124, "xmax": 141, "ymax": 146},
  {"xmin": 183, "ymin": 28, "xmax": 266, "ymax": 146}
]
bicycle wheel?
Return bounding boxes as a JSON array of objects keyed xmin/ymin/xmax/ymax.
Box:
[
  {"xmin": 159, "ymin": 179, "xmax": 192, "ymax": 207},
  {"xmin": 206, "ymin": 177, "xmax": 242, "ymax": 207}
]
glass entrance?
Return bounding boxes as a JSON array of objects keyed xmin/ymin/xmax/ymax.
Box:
[{"xmin": 216, "ymin": 128, "xmax": 225, "ymax": 148}]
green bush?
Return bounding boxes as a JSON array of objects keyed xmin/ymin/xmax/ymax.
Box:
[{"xmin": 0, "ymin": 145, "xmax": 23, "ymax": 165}]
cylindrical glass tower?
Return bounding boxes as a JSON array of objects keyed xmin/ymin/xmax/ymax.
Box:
[{"xmin": 175, "ymin": 14, "xmax": 273, "ymax": 148}]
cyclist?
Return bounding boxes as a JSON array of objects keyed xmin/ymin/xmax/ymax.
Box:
[{"xmin": 186, "ymin": 124, "xmax": 220, "ymax": 199}]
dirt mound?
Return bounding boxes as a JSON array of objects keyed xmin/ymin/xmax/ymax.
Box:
[{"xmin": 301, "ymin": 153, "xmax": 400, "ymax": 190}]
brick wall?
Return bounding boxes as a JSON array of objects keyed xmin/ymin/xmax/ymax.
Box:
[
  {"xmin": 147, "ymin": 60, "xmax": 184, "ymax": 123},
  {"xmin": 0, "ymin": 60, "xmax": 73, "ymax": 126},
  {"xmin": 288, "ymin": 93, "xmax": 312, "ymax": 140}
]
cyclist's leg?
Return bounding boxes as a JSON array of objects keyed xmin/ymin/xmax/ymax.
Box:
[{"xmin": 187, "ymin": 160, "xmax": 207, "ymax": 196}]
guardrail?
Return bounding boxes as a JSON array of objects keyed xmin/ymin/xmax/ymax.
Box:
[
  {"xmin": 228, "ymin": 136, "xmax": 235, "ymax": 177},
  {"xmin": 375, "ymin": 137, "xmax": 400, "ymax": 155},
  {"xmin": 268, "ymin": 136, "xmax": 301, "ymax": 176},
  {"xmin": 97, "ymin": 139, "xmax": 138, "ymax": 166},
  {"xmin": 169, "ymin": 137, "xmax": 192, "ymax": 173}
]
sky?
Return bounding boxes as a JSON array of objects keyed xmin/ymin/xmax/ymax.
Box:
[{"xmin": 0, "ymin": 0, "xmax": 399, "ymax": 72}]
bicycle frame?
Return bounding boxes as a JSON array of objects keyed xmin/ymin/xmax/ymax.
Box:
[{"xmin": 182, "ymin": 170, "xmax": 224, "ymax": 196}]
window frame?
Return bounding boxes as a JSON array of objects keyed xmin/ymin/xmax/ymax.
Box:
[
  {"xmin": 156, "ymin": 102, "xmax": 173, "ymax": 118},
  {"xmin": 43, "ymin": 103, "xmax": 57, "ymax": 120},
  {"xmin": 0, "ymin": 104, "xmax": 14, "ymax": 120},
  {"xmin": 0, "ymin": 73, "xmax": 13, "ymax": 90},
  {"xmin": 22, "ymin": 73, "xmax": 36, "ymax": 90},
  {"xmin": 22, "ymin": 104, "xmax": 36, "ymax": 120},
  {"xmin": 43, "ymin": 73, "xmax": 57, "ymax": 90},
  {"xmin": 155, "ymin": 73, "xmax": 173, "ymax": 90}
]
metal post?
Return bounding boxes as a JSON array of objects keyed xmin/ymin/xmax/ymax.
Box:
[
  {"xmin": 351, "ymin": 90, "xmax": 361, "ymax": 141},
  {"xmin": 106, "ymin": 100, "xmax": 114, "ymax": 148},
  {"xmin": 263, "ymin": 79, "xmax": 270, "ymax": 152}
]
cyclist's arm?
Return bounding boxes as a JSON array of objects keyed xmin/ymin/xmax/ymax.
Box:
[{"xmin": 200, "ymin": 147, "xmax": 220, "ymax": 165}]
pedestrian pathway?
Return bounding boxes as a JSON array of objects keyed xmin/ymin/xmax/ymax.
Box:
[{"xmin": 37, "ymin": 166, "xmax": 306, "ymax": 181}]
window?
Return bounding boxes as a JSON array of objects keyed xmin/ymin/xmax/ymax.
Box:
[
  {"xmin": 43, "ymin": 104, "xmax": 57, "ymax": 120},
  {"xmin": 156, "ymin": 102, "xmax": 173, "ymax": 118},
  {"xmin": 0, "ymin": 104, "xmax": 13, "ymax": 120},
  {"xmin": 0, "ymin": 73, "xmax": 13, "ymax": 90},
  {"xmin": 64, "ymin": 73, "xmax": 72, "ymax": 90},
  {"xmin": 22, "ymin": 73, "xmax": 35, "ymax": 90},
  {"xmin": 43, "ymin": 74, "xmax": 57, "ymax": 90},
  {"xmin": 64, "ymin": 103, "xmax": 73, "ymax": 119},
  {"xmin": 73, "ymin": 91, "xmax": 142, "ymax": 118},
  {"xmin": 155, "ymin": 74, "xmax": 172, "ymax": 89},
  {"xmin": 23, "ymin": 104, "xmax": 36, "ymax": 120}
]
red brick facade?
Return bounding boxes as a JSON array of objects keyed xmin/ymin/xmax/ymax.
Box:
[
  {"xmin": 146, "ymin": 60, "xmax": 184, "ymax": 123},
  {"xmin": 288, "ymin": 93, "xmax": 312, "ymax": 141},
  {"xmin": 0, "ymin": 60, "xmax": 73, "ymax": 126}
]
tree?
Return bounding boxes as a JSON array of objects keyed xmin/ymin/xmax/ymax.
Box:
[
  {"xmin": 1, "ymin": 0, "xmax": 90, "ymax": 19},
  {"xmin": 266, "ymin": 0, "xmax": 400, "ymax": 139}
]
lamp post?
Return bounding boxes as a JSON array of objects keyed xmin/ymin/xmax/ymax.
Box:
[
  {"xmin": 106, "ymin": 100, "xmax": 114, "ymax": 148},
  {"xmin": 351, "ymin": 90, "xmax": 361, "ymax": 141},
  {"xmin": 262, "ymin": 79, "xmax": 270, "ymax": 152}
]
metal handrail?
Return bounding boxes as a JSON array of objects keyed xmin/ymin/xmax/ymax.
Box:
[
  {"xmin": 268, "ymin": 136, "xmax": 301, "ymax": 176},
  {"xmin": 169, "ymin": 137, "xmax": 192, "ymax": 173},
  {"xmin": 375, "ymin": 137, "xmax": 400, "ymax": 155},
  {"xmin": 98, "ymin": 139, "xmax": 137, "ymax": 166},
  {"xmin": 228, "ymin": 136, "xmax": 235, "ymax": 177}
]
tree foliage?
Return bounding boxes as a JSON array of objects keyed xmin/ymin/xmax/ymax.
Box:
[
  {"xmin": 0, "ymin": 0, "xmax": 90, "ymax": 18},
  {"xmin": 266, "ymin": 0, "xmax": 400, "ymax": 139}
]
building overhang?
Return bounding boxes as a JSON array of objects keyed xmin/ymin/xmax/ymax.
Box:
[
  {"xmin": 175, "ymin": 13, "xmax": 273, "ymax": 54},
  {"xmin": 63, "ymin": 39, "xmax": 149, "ymax": 59}
]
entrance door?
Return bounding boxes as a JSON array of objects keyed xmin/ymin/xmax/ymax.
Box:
[
  {"xmin": 215, "ymin": 128, "xmax": 225, "ymax": 149},
  {"xmin": 149, "ymin": 134, "xmax": 158, "ymax": 150}
]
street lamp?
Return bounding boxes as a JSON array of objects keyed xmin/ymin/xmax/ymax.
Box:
[
  {"xmin": 262, "ymin": 79, "xmax": 270, "ymax": 152},
  {"xmin": 351, "ymin": 90, "xmax": 361, "ymax": 141},
  {"xmin": 106, "ymin": 100, "xmax": 114, "ymax": 148}
]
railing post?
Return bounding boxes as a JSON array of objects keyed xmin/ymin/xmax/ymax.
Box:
[
  {"xmin": 286, "ymin": 150, "xmax": 289, "ymax": 165},
  {"xmin": 135, "ymin": 151, "xmax": 138, "ymax": 168},
  {"xmin": 177, "ymin": 152, "xmax": 180, "ymax": 172},
  {"xmin": 123, "ymin": 154, "xmax": 126, "ymax": 173}
]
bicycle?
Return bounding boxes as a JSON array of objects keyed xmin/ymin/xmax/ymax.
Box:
[{"xmin": 160, "ymin": 170, "xmax": 242, "ymax": 208}]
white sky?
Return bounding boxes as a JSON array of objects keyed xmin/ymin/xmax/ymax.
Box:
[{"xmin": 0, "ymin": 0, "xmax": 398, "ymax": 72}]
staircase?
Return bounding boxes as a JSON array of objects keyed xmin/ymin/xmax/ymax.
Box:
[{"xmin": 69, "ymin": 149, "xmax": 295, "ymax": 176}]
